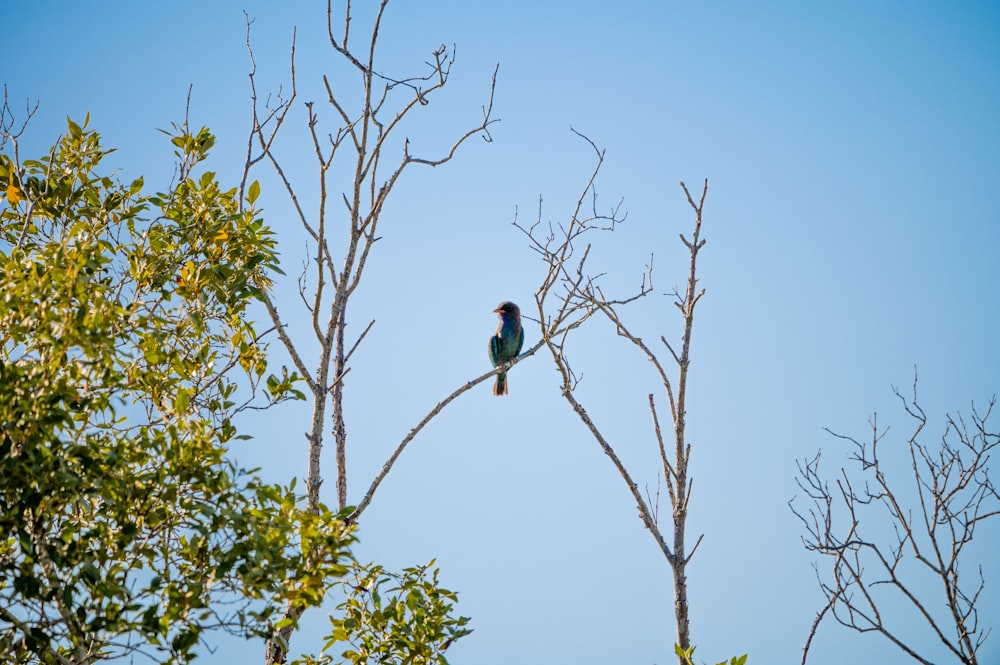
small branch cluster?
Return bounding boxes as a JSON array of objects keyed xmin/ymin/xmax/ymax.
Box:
[
  {"xmin": 1, "ymin": 87, "xmax": 46, "ymax": 252},
  {"xmin": 792, "ymin": 372, "xmax": 999, "ymax": 665},
  {"xmin": 0, "ymin": 85, "xmax": 39, "ymax": 151}
]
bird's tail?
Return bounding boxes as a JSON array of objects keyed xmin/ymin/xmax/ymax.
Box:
[{"xmin": 493, "ymin": 371, "xmax": 507, "ymax": 396}]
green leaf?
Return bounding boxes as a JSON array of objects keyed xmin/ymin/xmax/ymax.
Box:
[
  {"xmin": 247, "ymin": 180, "xmax": 261, "ymax": 204},
  {"xmin": 174, "ymin": 387, "xmax": 190, "ymax": 413}
]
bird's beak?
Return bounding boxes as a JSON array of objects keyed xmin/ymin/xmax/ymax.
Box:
[{"xmin": 493, "ymin": 307, "xmax": 502, "ymax": 314}]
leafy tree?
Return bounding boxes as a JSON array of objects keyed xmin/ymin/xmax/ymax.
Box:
[
  {"xmin": 296, "ymin": 560, "xmax": 471, "ymax": 665},
  {"xmin": 0, "ymin": 110, "xmax": 350, "ymax": 664},
  {"xmin": 676, "ymin": 645, "xmax": 748, "ymax": 665}
]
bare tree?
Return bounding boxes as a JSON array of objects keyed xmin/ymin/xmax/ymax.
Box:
[
  {"xmin": 238, "ymin": 2, "xmax": 503, "ymax": 662},
  {"xmin": 517, "ymin": 130, "xmax": 710, "ymax": 660},
  {"xmin": 792, "ymin": 373, "xmax": 999, "ymax": 665}
]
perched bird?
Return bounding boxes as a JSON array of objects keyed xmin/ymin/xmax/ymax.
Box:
[{"xmin": 488, "ymin": 301, "xmax": 525, "ymax": 396}]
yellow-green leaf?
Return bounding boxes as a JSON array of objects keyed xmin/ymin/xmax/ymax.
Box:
[{"xmin": 5, "ymin": 183, "xmax": 21, "ymax": 204}]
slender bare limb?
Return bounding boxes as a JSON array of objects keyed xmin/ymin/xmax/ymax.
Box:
[{"xmin": 348, "ymin": 339, "xmax": 542, "ymax": 524}]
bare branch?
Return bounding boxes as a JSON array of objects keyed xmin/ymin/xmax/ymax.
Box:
[{"xmin": 348, "ymin": 340, "xmax": 543, "ymax": 523}]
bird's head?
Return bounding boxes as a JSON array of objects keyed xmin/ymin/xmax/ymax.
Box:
[{"xmin": 494, "ymin": 301, "xmax": 521, "ymax": 322}]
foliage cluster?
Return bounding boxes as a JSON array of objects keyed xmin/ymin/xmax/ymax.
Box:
[{"xmin": 0, "ymin": 118, "xmax": 348, "ymax": 664}]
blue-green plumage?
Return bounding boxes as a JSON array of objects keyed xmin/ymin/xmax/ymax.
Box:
[{"xmin": 488, "ymin": 301, "xmax": 524, "ymax": 396}]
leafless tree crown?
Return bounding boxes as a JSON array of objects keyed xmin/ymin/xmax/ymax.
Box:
[
  {"xmin": 240, "ymin": 3, "xmax": 498, "ymax": 662},
  {"xmin": 793, "ymin": 373, "xmax": 998, "ymax": 665},
  {"xmin": 517, "ymin": 128, "xmax": 711, "ymax": 659}
]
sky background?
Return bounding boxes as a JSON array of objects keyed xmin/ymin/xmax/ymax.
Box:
[{"xmin": 6, "ymin": 2, "xmax": 1000, "ymax": 664}]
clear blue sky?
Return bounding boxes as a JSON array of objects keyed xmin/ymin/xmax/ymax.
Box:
[{"xmin": 7, "ymin": 2, "xmax": 1000, "ymax": 664}]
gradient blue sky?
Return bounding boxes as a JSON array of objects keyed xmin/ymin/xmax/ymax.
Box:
[{"xmin": 6, "ymin": 2, "xmax": 1000, "ymax": 664}]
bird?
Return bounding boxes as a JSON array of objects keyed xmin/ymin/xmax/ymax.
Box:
[{"xmin": 488, "ymin": 301, "xmax": 525, "ymax": 396}]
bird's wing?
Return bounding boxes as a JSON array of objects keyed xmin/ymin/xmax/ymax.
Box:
[
  {"xmin": 488, "ymin": 335, "xmax": 500, "ymax": 367},
  {"xmin": 515, "ymin": 326, "xmax": 525, "ymax": 356}
]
